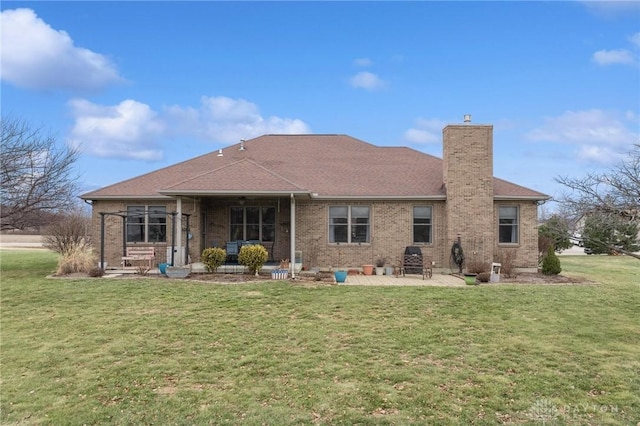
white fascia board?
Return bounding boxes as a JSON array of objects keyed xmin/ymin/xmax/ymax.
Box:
[
  {"xmin": 310, "ymin": 195, "xmax": 447, "ymax": 201},
  {"xmin": 81, "ymin": 195, "xmax": 174, "ymax": 201},
  {"xmin": 493, "ymin": 195, "xmax": 550, "ymax": 201},
  {"xmin": 157, "ymin": 190, "xmax": 312, "ymax": 197}
]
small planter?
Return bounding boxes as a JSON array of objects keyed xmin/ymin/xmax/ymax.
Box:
[
  {"xmin": 375, "ymin": 266, "xmax": 384, "ymax": 275},
  {"xmin": 271, "ymin": 269, "xmax": 289, "ymax": 280},
  {"xmin": 158, "ymin": 262, "xmax": 169, "ymax": 275},
  {"xmin": 362, "ymin": 264, "xmax": 374, "ymax": 275},
  {"xmin": 384, "ymin": 266, "xmax": 394, "ymax": 276},
  {"xmin": 464, "ymin": 273, "xmax": 478, "ymax": 285},
  {"xmin": 166, "ymin": 266, "xmax": 190, "ymax": 279},
  {"xmin": 334, "ymin": 270, "xmax": 347, "ymax": 283}
]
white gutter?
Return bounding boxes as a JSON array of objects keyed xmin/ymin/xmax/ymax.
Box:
[
  {"xmin": 158, "ymin": 190, "xmax": 311, "ymax": 197},
  {"xmin": 308, "ymin": 195, "xmax": 447, "ymax": 201},
  {"xmin": 80, "ymin": 195, "xmax": 174, "ymax": 201},
  {"xmin": 493, "ymin": 195, "xmax": 550, "ymax": 201}
]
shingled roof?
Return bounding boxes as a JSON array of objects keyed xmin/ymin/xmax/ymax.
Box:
[{"xmin": 81, "ymin": 134, "xmax": 548, "ymax": 200}]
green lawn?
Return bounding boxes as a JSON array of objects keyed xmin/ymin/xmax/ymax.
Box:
[{"xmin": 1, "ymin": 250, "xmax": 638, "ymax": 425}]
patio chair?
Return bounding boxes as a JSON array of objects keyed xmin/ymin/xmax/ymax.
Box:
[
  {"xmin": 225, "ymin": 241, "xmax": 239, "ymax": 263},
  {"xmin": 395, "ymin": 249, "xmax": 432, "ymax": 280}
]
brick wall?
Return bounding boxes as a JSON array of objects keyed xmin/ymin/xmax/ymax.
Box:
[
  {"xmin": 443, "ymin": 124, "xmax": 496, "ymax": 266},
  {"xmin": 91, "ymin": 196, "xmax": 539, "ymax": 271},
  {"xmin": 440, "ymin": 124, "xmax": 539, "ymax": 271},
  {"xmin": 295, "ymin": 200, "xmax": 447, "ymax": 269},
  {"xmin": 494, "ymin": 201, "xmax": 540, "ymax": 270}
]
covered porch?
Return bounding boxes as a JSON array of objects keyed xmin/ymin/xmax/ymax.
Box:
[{"xmin": 167, "ymin": 191, "xmax": 308, "ymax": 279}]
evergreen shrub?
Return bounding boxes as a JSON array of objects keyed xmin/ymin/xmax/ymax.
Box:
[
  {"xmin": 201, "ymin": 247, "xmax": 227, "ymax": 272},
  {"xmin": 541, "ymin": 245, "xmax": 562, "ymax": 275},
  {"xmin": 238, "ymin": 245, "xmax": 268, "ymax": 275}
]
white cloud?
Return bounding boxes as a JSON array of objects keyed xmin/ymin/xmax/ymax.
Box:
[
  {"xmin": 630, "ymin": 32, "xmax": 640, "ymax": 48},
  {"xmin": 576, "ymin": 144, "xmax": 626, "ymax": 164},
  {"xmin": 580, "ymin": 1, "xmax": 640, "ymax": 18},
  {"xmin": 164, "ymin": 96, "xmax": 311, "ymax": 143},
  {"xmin": 592, "ymin": 48, "xmax": 636, "ymax": 66},
  {"xmin": 0, "ymin": 8, "xmax": 122, "ymax": 91},
  {"xmin": 404, "ymin": 118, "xmax": 446, "ymax": 144},
  {"xmin": 349, "ymin": 71, "xmax": 386, "ymax": 90},
  {"xmin": 68, "ymin": 96, "xmax": 310, "ymax": 160},
  {"xmin": 68, "ymin": 99, "xmax": 165, "ymax": 161},
  {"xmin": 353, "ymin": 57, "xmax": 373, "ymax": 67},
  {"xmin": 526, "ymin": 109, "xmax": 639, "ymax": 164}
]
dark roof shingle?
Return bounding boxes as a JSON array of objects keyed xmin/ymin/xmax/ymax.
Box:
[{"xmin": 81, "ymin": 134, "xmax": 548, "ymax": 200}]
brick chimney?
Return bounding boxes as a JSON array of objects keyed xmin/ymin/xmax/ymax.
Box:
[{"xmin": 443, "ymin": 120, "xmax": 495, "ymax": 266}]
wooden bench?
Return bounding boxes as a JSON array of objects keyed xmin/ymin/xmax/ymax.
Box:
[{"xmin": 121, "ymin": 246, "xmax": 156, "ymax": 270}]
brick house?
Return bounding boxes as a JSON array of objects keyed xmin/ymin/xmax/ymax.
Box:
[{"xmin": 81, "ymin": 122, "xmax": 548, "ymax": 274}]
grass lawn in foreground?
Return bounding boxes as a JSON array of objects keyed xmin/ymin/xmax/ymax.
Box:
[{"xmin": 1, "ymin": 250, "xmax": 638, "ymax": 425}]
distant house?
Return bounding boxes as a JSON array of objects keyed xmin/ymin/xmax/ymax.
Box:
[{"xmin": 81, "ymin": 122, "xmax": 548, "ymax": 273}]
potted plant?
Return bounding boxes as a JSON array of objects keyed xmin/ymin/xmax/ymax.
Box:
[
  {"xmin": 334, "ymin": 269, "xmax": 347, "ymax": 283},
  {"xmin": 464, "ymin": 257, "xmax": 488, "ymax": 285},
  {"xmin": 384, "ymin": 259, "xmax": 395, "ymax": 276},
  {"xmin": 362, "ymin": 264, "xmax": 374, "ymax": 275},
  {"xmin": 385, "ymin": 265, "xmax": 394, "ymax": 276},
  {"xmin": 272, "ymin": 258, "xmax": 290, "ymax": 280},
  {"xmin": 333, "ymin": 246, "xmax": 347, "ymax": 283},
  {"xmin": 463, "ymin": 273, "xmax": 478, "ymax": 285},
  {"xmin": 166, "ymin": 265, "xmax": 191, "ymax": 278},
  {"xmin": 375, "ymin": 257, "xmax": 385, "ymax": 275}
]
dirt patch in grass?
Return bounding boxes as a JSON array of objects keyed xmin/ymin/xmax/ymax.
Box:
[{"xmin": 501, "ymin": 272, "xmax": 591, "ymax": 285}]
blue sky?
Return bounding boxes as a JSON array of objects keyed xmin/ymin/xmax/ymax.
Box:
[{"xmin": 2, "ymin": 1, "xmax": 639, "ymax": 207}]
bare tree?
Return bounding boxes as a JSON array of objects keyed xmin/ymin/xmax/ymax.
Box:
[
  {"xmin": 556, "ymin": 144, "xmax": 640, "ymax": 260},
  {"xmin": 42, "ymin": 212, "xmax": 92, "ymax": 255},
  {"xmin": 1, "ymin": 116, "xmax": 80, "ymax": 231}
]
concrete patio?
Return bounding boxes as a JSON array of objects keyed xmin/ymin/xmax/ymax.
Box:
[
  {"xmin": 337, "ymin": 272, "xmax": 467, "ymax": 287},
  {"xmin": 101, "ymin": 261, "xmax": 469, "ymax": 287}
]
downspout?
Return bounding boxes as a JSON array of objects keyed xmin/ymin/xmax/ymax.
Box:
[
  {"xmin": 122, "ymin": 215, "xmax": 127, "ymax": 259},
  {"xmin": 100, "ymin": 213, "xmax": 105, "ymax": 271},
  {"xmin": 185, "ymin": 214, "xmax": 190, "ymax": 265},
  {"xmin": 176, "ymin": 197, "xmax": 183, "ymax": 266},
  {"xmin": 170, "ymin": 212, "xmax": 177, "ymax": 266},
  {"xmin": 290, "ymin": 193, "xmax": 296, "ymax": 279}
]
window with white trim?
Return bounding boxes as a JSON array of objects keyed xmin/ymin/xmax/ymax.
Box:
[
  {"xmin": 230, "ymin": 206, "xmax": 275, "ymax": 241},
  {"xmin": 413, "ymin": 206, "xmax": 433, "ymax": 243},
  {"xmin": 126, "ymin": 206, "xmax": 167, "ymax": 243},
  {"xmin": 329, "ymin": 206, "xmax": 370, "ymax": 243},
  {"xmin": 499, "ymin": 206, "xmax": 519, "ymax": 243}
]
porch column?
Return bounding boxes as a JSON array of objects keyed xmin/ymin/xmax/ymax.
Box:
[
  {"xmin": 290, "ymin": 194, "xmax": 296, "ymax": 279},
  {"xmin": 176, "ymin": 196, "xmax": 183, "ymax": 266}
]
